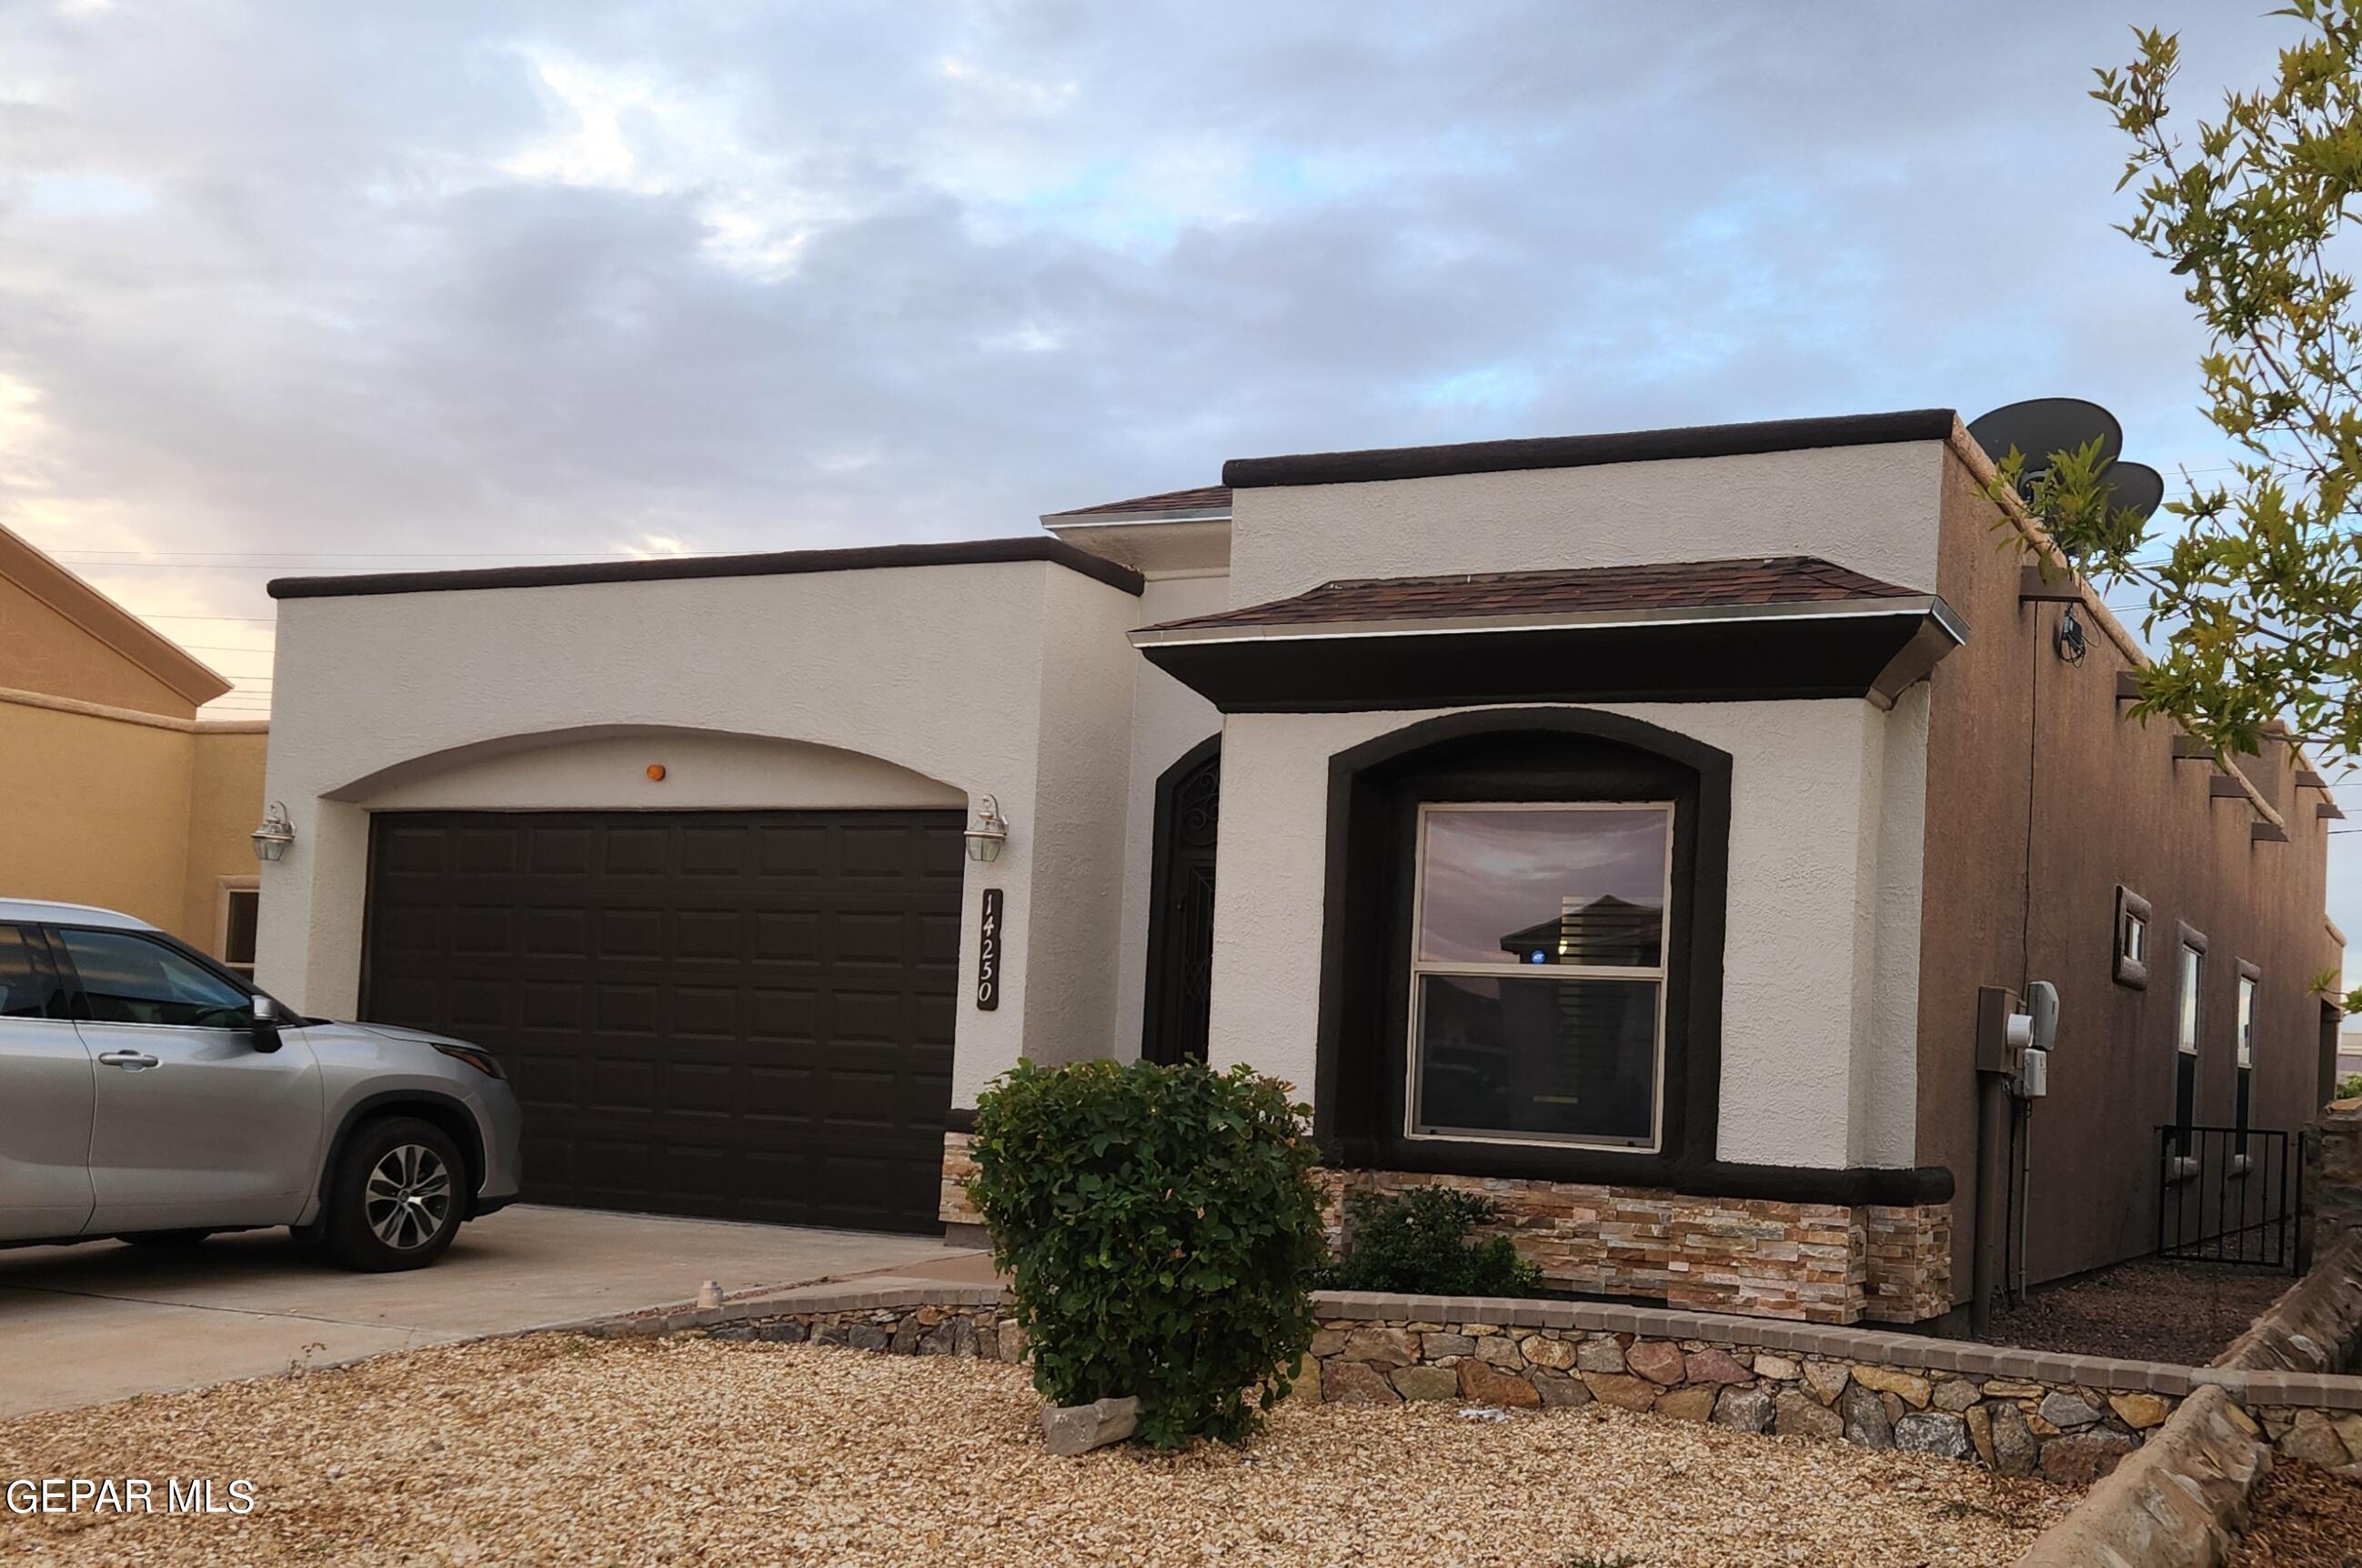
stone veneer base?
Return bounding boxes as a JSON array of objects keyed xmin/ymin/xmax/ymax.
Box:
[{"xmin": 939, "ymin": 1131, "xmax": 1950, "ymax": 1325}]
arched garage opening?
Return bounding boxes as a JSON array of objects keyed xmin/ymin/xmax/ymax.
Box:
[{"xmin": 347, "ymin": 726, "xmax": 968, "ymax": 1233}]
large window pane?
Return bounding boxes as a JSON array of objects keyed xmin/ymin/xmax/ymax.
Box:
[
  {"xmin": 1412, "ymin": 974, "xmax": 1658, "ymax": 1145},
  {"xmin": 1418, "ymin": 807, "xmax": 1668, "ymax": 968}
]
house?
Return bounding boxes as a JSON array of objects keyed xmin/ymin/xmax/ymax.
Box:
[
  {"xmin": 0, "ymin": 521, "xmax": 268, "ymax": 970},
  {"xmin": 251, "ymin": 409, "xmax": 2341, "ymax": 1326}
]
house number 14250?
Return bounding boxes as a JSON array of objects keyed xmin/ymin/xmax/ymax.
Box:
[{"xmin": 975, "ymin": 888, "xmax": 1002, "ymax": 1010}]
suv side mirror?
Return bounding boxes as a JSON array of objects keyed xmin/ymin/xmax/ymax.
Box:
[{"xmin": 249, "ymin": 993, "xmax": 284, "ymax": 1053}]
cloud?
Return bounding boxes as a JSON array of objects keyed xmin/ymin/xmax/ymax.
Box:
[{"xmin": 1, "ymin": 0, "xmax": 2353, "ymax": 949}]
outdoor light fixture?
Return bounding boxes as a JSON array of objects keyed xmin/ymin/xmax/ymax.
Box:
[
  {"xmin": 251, "ymin": 800, "xmax": 296, "ymax": 862},
  {"xmin": 963, "ymin": 793, "xmax": 1009, "ymax": 863}
]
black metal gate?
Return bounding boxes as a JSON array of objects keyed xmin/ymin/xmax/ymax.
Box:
[{"xmin": 2154, "ymin": 1124, "xmax": 2301, "ymax": 1271}]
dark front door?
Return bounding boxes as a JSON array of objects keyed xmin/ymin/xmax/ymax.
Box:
[
  {"xmin": 1143, "ymin": 740, "xmax": 1220, "ymax": 1065},
  {"xmin": 360, "ymin": 809, "xmax": 962, "ymax": 1232}
]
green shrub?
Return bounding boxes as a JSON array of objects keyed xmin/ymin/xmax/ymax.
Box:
[
  {"xmin": 1321, "ymin": 1186, "xmax": 1545, "ymax": 1298},
  {"xmin": 2338, "ymin": 1070, "xmax": 2362, "ymax": 1101},
  {"xmin": 966, "ymin": 1058, "xmax": 1326, "ymax": 1448}
]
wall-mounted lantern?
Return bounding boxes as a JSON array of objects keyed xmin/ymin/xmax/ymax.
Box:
[
  {"xmin": 251, "ymin": 801, "xmax": 296, "ymax": 862},
  {"xmin": 963, "ymin": 793, "xmax": 1009, "ymax": 863}
]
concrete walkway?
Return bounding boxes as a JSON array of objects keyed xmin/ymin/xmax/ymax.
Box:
[{"xmin": 0, "ymin": 1204, "xmax": 977, "ymax": 1416}]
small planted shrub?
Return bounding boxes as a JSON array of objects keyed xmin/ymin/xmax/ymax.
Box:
[
  {"xmin": 966, "ymin": 1058, "xmax": 1326, "ymax": 1448},
  {"xmin": 1322, "ymin": 1186, "xmax": 1545, "ymax": 1298}
]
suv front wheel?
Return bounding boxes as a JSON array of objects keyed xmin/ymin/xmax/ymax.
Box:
[{"xmin": 321, "ymin": 1116, "xmax": 467, "ymax": 1271}]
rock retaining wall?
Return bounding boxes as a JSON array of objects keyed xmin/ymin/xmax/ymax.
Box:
[
  {"xmin": 938, "ymin": 1131, "xmax": 1951, "ymax": 1325},
  {"xmin": 627, "ymin": 1277, "xmax": 2362, "ymax": 1493},
  {"xmin": 2009, "ymin": 1386, "xmax": 2272, "ymax": 1568},
  {"xmin": 2215, "ymin": 1229, "xmax": 2362, "ymax": 1380}
]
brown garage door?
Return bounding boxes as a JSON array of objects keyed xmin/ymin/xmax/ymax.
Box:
[{"xmin": 360, "ymin": 809, "xmax": 962, "ymax": 1233}]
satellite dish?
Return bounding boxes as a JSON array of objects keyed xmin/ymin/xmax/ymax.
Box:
[
  {"xmin": 2101, "ymin": 460, "xmax": 2164, "ymax": 521},
  {"xmin": 1968, "ymin": 398, "xmax": 2126, "ymax": 479}
]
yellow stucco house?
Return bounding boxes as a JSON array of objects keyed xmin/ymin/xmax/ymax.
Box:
[{"xmin": 0, "ymin": 521, "xmax": 267, "ymax": 970}]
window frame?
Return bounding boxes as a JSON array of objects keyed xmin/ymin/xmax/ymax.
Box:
[
  {"xmin": 216, "ymin": 878, "xmax": 261, "ymax": 979},
  {"xmin": 1402, "ymin": 799, "xmax": 1675, "ymax": 1153},
  {"xmin": 2114, "ymin": 886, "xmax": 2151, "ymax": 990},
  {"xmin": 2174, "ymin": 923, "xmax": 2207, "ymax": 1146}
]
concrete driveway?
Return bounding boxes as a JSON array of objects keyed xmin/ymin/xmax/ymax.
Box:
[{"xmin": 0, "ymin": 1205, "xmax": 975, "ymax": 1416}]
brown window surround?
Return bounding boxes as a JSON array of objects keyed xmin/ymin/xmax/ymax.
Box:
[
  {"xmin": 1309, "ymin": 706, "xmax": 1951, "ymax": 1209},
  {"xmin": 2114, "ymin": 886, "xmax": 2152, "ymax": 990}
]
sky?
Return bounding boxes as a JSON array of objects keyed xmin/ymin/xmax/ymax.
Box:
[{"xmin": 2, "ymin": 1, "xmax": 2357, "ymax": 965}]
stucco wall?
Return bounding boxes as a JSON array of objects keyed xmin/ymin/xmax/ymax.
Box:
[
  {"xmin": 343, "ymin": 728, "xmax": 963, "ymax": 812},
  {"xmin": 1225, "ymin": 440, "xmax": 1948, "ymax": 608},
  {"xmin": 0, "ymin": 698, "xmax": 196, "ymax": 932},
  {"xmin": 1206, "ymin": 697, "xmax": 1928, "ymax": 1170},
  {"xmin": 179, "ymin": 725, "xmax": 269, "ymax": 954},
  {"xmin": 0, "ymin": 573, "xmax": 196, "ymax": 719},
  {"xmin": 1107, "ymin": 573, "xmax": 1227, "ymax": 1056},
  {"xmin": 256, "ymin": 559, "xmax": 1147, "ymax": 1112},
  {"xmin": 1916, "ymin": 444, "xmax": 2343, "ymax": 1293}
]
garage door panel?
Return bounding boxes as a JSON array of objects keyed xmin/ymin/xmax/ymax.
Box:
[
  {"xmin": 363, "ymin": 809, "xmax": 961, "ymax": 1232},
  {"xmin": 602, "ymin": 827, "xmax": 668, "ymax": 876}
]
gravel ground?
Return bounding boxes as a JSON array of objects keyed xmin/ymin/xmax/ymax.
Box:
[
  {"xmin": 2228, "ymin": 1462, "xmax": 2362, "ymax": 1567},
  {"xmin": 1975, "ymin": 1259, "xmax": 2291, "ymax": 1363},
  {"xmin": 0, "ymin": 1335, "xmax": 2075, "ymax": 1568}
]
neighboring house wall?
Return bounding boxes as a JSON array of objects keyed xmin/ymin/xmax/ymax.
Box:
[
  {"xmin": 181, "ymin": 724, "xmax": 269, "ymax": 953},
  {"xmin": 0, "ymin": 696, "xmax": 198, "ymax": 932},
  {"xmin": 255, "ymin": 556, "xmax": 1147, "ymax": 1111},
  {"xmin": 0, "ymin": 699, "xmax": 265, "ymax": 959},
  {"xmin": 0, "ymin": 523, "xmax": 260, "ymax": 961},
  {"xmin": 1915, "ymin": 442, "xmax": 2341, "ymax": 1298}
]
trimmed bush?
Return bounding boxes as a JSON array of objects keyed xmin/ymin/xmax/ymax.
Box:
[
  {"xmin": 1321, "ymin": 1187, "xmax": 1544, "ymax": 1298},
  {"xmin": 966, "ymin": 1058, "xmax": 1326, "ymax": 1448}
]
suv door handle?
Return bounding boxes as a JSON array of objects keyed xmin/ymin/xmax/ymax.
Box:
[{"xmin": 96, "ymin": 1050, "xmax": 160, "ymax": 1071}]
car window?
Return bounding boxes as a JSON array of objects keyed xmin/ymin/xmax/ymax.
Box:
[
  {"xmin": 0, "ymin": 925, "xmax": 66, "ymax": 1020},
  {"xmin": 56, "ymin": 928, "xmax": 252, "ymax": 1028}
]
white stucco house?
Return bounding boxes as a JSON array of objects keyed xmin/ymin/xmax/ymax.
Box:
[{"xmin": 256, "ymin": 410, "xmax": 2341, "ymax": 1326}]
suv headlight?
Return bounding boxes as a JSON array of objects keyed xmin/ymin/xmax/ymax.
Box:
[{"xmin": 432, "ymin": 1042, "xmax": 506, "ymax": 1080}]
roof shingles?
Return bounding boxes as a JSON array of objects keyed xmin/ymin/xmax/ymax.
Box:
[
  {"xmin": 1142, "ymin": 556, "xmax": 1921, "ymax": 635},
  {"xmin": 1044, "ymin": 484, "xmax": 1231, "ymax": 518}
]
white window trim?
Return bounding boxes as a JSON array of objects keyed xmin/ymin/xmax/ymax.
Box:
[
  {"xmin": 1403, "ymin": 799, "xmax": 1674, "ymax": 1154},
  {"xmin": 2236, "ymin": 971, "xmax": 2256, "ymax": 1070},
  {"xmin": 2177, "ymin": 941, "xmax": 2204, "ymax": 1057},
  {"xmin": 216, "ymin": 876, "xmax": 260, "ymax": 976}
]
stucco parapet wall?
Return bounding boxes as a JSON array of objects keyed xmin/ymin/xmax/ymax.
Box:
[
  {"xmin": 265, "ymin": 534, "xmax": 1145, "ymax": 600},
  {"xmin": 2008, "ymin": 1386, "xmax": 2270, "ymax": 1568}
]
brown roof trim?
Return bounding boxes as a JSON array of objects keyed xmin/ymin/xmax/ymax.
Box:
[
  {"xmin": 1221, "ymin": 408, "xmax": 1958, "ymax": 490},
  {"xmin": 268, "ymin": 535, "xmax": 1144, "ymax": 601}
]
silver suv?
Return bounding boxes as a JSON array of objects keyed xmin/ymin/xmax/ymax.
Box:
[{"xmin": 0, "ymin": 900, "xmax": 523, "ymax": 1271}]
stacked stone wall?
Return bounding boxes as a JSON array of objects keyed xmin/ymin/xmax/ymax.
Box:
[{"xmin": 940, "ymin": 1131, "xmax": 1951, "ymax": 1325}]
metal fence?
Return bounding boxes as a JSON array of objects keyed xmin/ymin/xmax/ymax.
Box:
[{"xmin": 2154, "ymin": 1123, "xmax": 2300, "ymax": 1271}]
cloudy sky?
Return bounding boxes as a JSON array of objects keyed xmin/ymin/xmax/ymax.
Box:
[{"xmin": 4, "ymin": 1, "xmax": 2355, "ymax": 955}]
